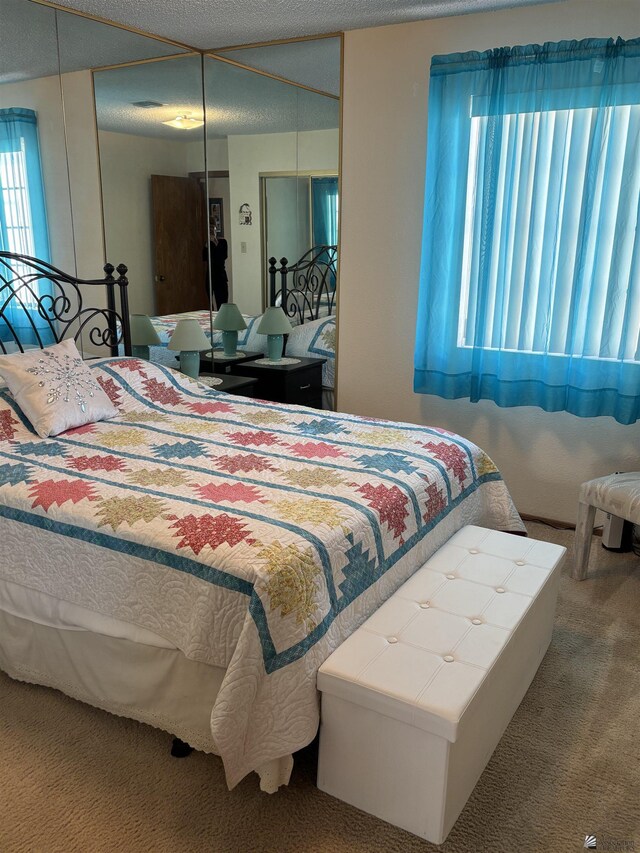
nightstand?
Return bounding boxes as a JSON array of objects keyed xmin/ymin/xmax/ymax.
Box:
[
  {"xmin": 229, "ymin": 356, "xmax": 325, "ymax": 407},
  {"xmin": 198, "ymin": 373, "xmax": 257, "ymax": 397},
  {"xmin": 200, "ymin": 350, "xmax": 262, "ymax": 374}
]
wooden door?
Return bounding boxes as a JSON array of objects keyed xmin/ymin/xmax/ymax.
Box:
[{"xmin": 151, "ymin": 175, "xmax": 208, "ymax": 315}]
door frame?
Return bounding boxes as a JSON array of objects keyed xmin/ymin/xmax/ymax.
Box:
[{"xmin": 259, "ymin": 169, "xmax": 338, "ymax": 309}]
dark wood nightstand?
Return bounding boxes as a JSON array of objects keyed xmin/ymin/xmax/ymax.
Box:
[
  {"xmin": 198, "ymin": 373, "xmax": 257, "ymax": 397},
  {"xmin": 200, "ymin": 350, "xmax": 262, "ymax": 374},
  {"xmin": 229, "ymin": 356, "xmax": 325, "ymax": 407}
]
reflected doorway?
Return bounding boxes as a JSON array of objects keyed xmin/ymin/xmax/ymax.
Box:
[
  {"xmin": 151, "ymin": 174, "xmax": 208, "ymax": 315},
  {"xmin": 261, "ymin": 173, "xmax": 338, "ymax": 307}
]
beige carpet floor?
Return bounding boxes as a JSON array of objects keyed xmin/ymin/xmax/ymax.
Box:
[{"xmin": 1, "ymin": 522, "xmax": 639, "ymax": 853}]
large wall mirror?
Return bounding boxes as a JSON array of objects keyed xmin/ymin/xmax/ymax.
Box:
[
  {"xmin": 203, "ymin": 42, "xmax": 340, "ymax": 317},
  {"xmin": 0, "ymin": 2, "xmax": 340, "ymax": 404},
  {"xmin": 0, "ymin": 0, "xmax": 74, "ymax": 274},
  {"xmin": 0, "ymin": 0, "xmax": 200, "ymax": 351},
  {"xmin": 93, "ymin": 53, "xmax": 207, "ymax": 315},
  {"xmin": 0, "ymin": 0, "xmax": 194, "ymax": 276},
  {"xmin": 92, "ymin": 33, "xmax": 341, "ymax": 406},
  {"xmin": 90, "ymin": 34, "xmax": 340, "ymax": 322}
]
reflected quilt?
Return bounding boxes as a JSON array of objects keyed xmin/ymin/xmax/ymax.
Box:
[
  {"xmin": 148, "ymin": 311, "xmax": 336, "ymax": 390},
  {"xmin": 0, "ymin": 358, "xmax": 523, "ymax": 786}
]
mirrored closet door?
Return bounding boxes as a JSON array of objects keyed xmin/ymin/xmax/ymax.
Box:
[
  {"xmin": 92, "ymin": 52, "xmax": 208, "ymax": 316},
  {"xmin": 204, "ymin": 38, "xmax": 341, "ymax": 320},
  {"xmin": 0, "ymin": 0, "xmax": 73, "ymax": 272},
  {"xmin": 0, "ymin": 0, "xmax": 207, "ymax": 323},
  {"xmin": 1, "ymin": 2, "xmax": 341, "ymax": 396}
]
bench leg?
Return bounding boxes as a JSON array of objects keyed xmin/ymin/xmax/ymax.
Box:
[{"xmin": 572, "ymin": 501, "xmax": 596, "ymax": 580}]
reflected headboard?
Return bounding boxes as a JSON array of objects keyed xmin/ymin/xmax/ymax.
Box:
[
  {"xmin": 0, "ymin": 252, "xmax": 131, "ymax": 356},
  {"xmin": 268, "ymin": 245, "xmax": 337, "ymax": 325}
]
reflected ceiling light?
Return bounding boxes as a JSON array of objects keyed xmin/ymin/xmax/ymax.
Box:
[{"xmin": 162, "ymin": 114, "xmax": 204, "ymax": 130}]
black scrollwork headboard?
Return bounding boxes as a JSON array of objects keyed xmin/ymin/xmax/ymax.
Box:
[
  {"xmin": 268, "ymin": 245, "xmax": 337, "ymax": 325},
  {"xmin": 0, "ymin": 252, "xmax": 131, "ymax": 356}
]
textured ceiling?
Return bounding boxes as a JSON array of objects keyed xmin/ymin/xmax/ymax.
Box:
[
  {"xmin": 46, "ymin": 0, "xmax": 563, "ymax": 50},
  {"xmin": 0, "ymin": 0, "xmax": 184, "ymax": 85},
  {"xmin": 2, "ymin": 0, "xmax": 559, "ymax": 140},
  {"xmin": 94, "ymin": 53, "xmax": 339, "ymax": 140},
  {"xmin": 218, "ymin": 40, "xmax": 341, "ymax": 97}
]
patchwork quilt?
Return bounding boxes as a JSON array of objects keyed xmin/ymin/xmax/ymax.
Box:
[
  {"xmin": 0, "ymin": 358, "xmax": 524, "ymax": 787},
  {"xmin": 284, "ymin": 316, "xmax": 336, "ymax": 391},
  {"xmin": 150, "ymin": 310, "xmax": 262, "ymax": 351}
]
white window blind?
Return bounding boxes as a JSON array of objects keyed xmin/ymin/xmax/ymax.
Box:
[{"xmin": 458, "ymin": 103, "xmax": 640, "ymax": 361}]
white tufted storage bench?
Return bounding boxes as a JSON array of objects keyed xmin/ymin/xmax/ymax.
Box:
[{"xmin": 317, "ymin": 525, "xmax": 565, "ymax": 844}]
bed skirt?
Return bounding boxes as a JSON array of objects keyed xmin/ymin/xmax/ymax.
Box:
[{"xmin": 0, "ymin": 610, "xmax": 293, "ymax": 792}]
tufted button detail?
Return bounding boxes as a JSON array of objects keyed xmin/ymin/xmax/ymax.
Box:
[
  {"xmin": 443, "ymin": 655, "xmax": 455, "ymax": 663},
  {"xmin": 446, "ymin": 574, "xmax": 456, "ymax": 580},
  {"xmin": 419, "ymin": 601, "xmax": 430, "ymax": 609},
  {"xmin": 515, "ymin": 560, "xmax": 526, "ymax": 566},
  {"xmin": 469, "ymin": 548, "xmax": 479, "ymax": 554},
  {"xmin": 471, "ymin": 618, "xmax": 483, "ymax": 625},
  {"xmin": 387, "ymin": 636, "xmax": 398, "ymax": 644},
  {"xmin": 495, "ymin": 587, "xmax": 505, "ymax": 594}
]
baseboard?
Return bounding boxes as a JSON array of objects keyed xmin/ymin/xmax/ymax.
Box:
[{"xmin": 520, "ymin": 513, "xmax": 603, "ymax": 538}]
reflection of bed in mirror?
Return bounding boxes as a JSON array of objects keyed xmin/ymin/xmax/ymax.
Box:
[
  {"xmin": 144, "ymin": 243, "xmax": 338, "ymax": 408},
  {"xmin": 93, "ymin": 45, "xmax": 341, "ymax": 326},
  {"xmin": 269, "ymin": 244, "xmax": 337, "ymax": 323}
]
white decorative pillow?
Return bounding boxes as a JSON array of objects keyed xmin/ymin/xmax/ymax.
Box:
[{"xmin": 0, "ymin": 339, "xmax": 117, "ymax": 438}]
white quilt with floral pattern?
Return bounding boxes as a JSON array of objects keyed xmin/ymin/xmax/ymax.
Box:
[{"xmin": 0, "ymin": 358, "xmax": 524, "ymax": 787}]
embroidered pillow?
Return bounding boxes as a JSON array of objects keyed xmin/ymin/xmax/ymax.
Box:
[{"xmin": 0, "ymin": 339, "xmax": 117, "ymax": 438}]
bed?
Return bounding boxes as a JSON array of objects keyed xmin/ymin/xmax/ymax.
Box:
[
  {"xmin": 0, "ymin": 252, "xmax": 131, "ymax": 356},
  {"xmin": 143, "ymin": 245, "xmax": 338, "ymax": 409},
  {"xmin": 0, "ymin": 251, "xmax": 525, "ymax": 792}
]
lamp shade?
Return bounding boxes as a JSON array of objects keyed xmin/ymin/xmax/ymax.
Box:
[
  {"xmin": 212, "ymin": 303, "xmax": 247, "ymax": 332},
  {"xmin": 130, "ymin": 314, "xmax": 161, "ymax": 346},
  {"xmin": 167, "ymin": 318, "xmax": 210, "ymax": 351},
  {"xmin": 257, "ymin": 306, "xmax": 293, "ymax": 336}
]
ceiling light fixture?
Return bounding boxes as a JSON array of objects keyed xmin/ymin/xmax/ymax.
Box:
[{"xmin": 162, "ymin": 114, "xmax": 204, "ymax": 130}]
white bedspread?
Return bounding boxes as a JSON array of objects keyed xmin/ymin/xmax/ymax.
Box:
[{"xmin": 0, "ymin": 358, "xmax": 523, "ymax": 787}]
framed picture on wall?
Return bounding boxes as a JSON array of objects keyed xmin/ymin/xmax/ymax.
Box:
[{"xmin": 209, "ymin": 198, "xmax": 224, "ymax": 238}]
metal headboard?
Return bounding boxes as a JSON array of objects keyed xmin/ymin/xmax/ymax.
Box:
[
  {"xmin": 0, "ymin": 252, "xmax": 131, "ymax": 356},
  {"xmin": 268, "ymin": 244, "xmax": 337, "ymax": 325}
]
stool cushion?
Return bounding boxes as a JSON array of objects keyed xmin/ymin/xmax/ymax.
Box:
[
  {"xmin": 318, "ymin": 525, "xmax": 564, "ymax": 743},
  {"xmin": 579, "ymin": 472, "xmax": 640, "ymax": 523}
]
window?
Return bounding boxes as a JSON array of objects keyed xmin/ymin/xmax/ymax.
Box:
[
  {"xmin": 414, "ymin": 38, "xmax": 640, "ymax": 424},
  {"xmin": 0, "ymin": 144, "xmax": 36, "ymax": 257},
  {"xmin": 459, "ymin": 104, "xmax": 640, "ymax": 360},
  {"xmin": 0, "ymin": 107, "xmax": 53, "ymax": 345}
]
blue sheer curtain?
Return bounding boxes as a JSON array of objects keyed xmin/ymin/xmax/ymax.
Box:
[
  {"xmin": 0, "ymin": 107, "xmax": 54, "ymax": 346},
  {"xmin": 415, "ymin": 38, "xmax": 640, "ymax": 425},
  {"xmin": 312, "ymin": 176, "xmax": 339, "ymax": 247}
]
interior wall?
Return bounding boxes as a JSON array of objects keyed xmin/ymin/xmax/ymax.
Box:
[
  {"xmin": 339, "ymin": 0, "xmax": 640, "ymax": 523},
  {"xmin": 185, "ymin": 138, "xmax": 229, "ymax": 174},
  {"xmin": 264, "ymin": 177, "xmax": 311, "ymax": 281},
  {"xmin": 98, "ymin": 130, "xmax": 194, "ymax": 315},
  {"xmin": 227, "ymin": 128, "xmax": 339, "ymax": 315},
  {"xmin": 61, "ymin": 70, "xmax": 105, "ymax": 281}
]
